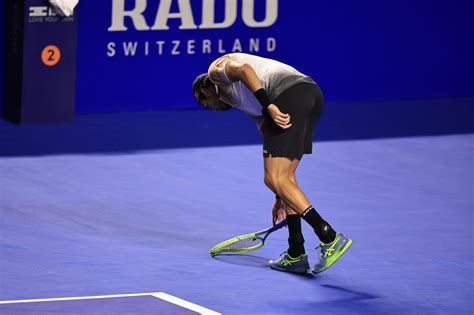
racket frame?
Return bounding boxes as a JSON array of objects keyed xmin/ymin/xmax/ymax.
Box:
[{"xmin": 209, "ymin": 219, "xmax": 287, "ymax": 256}]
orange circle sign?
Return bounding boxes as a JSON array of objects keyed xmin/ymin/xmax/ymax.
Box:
[{"xmin": 41, "ymin": 45, "xmax": 61, "ymax": 66}]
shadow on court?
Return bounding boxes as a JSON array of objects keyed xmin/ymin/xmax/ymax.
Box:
[
  {"xmin": 213, "ymin": 254, "xmax": 315, "ymax": 278},
  {"xmin": 212, "ymin": 254, "xmax": 270, "ymax": 268}
]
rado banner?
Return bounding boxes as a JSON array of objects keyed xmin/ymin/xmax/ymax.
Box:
[
  {"xmin": 4, "ymin": 0, "xmax": 77, "ymax": 124},
  {"xmin": 78, "ymin": 0, "xmax": 281, "ymax": 112},
  {"xmin": 106, "ymin": 0, "xmax": 277, "ymax": 57},
  {"xmin": 74, "ymin": 0, "xmax": 473, "ymax": 114}
]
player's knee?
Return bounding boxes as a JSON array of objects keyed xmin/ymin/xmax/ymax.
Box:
[
  {"xmin": 276, "ymin": 175, "xmax": 293, "ymax": 191},
  {"xmin": 265, "ymin": 173, "xmax": 291, "ymax": 194},
  {"xmin": 288, "ymin": 173, "xmax": 297, "ymax": 185},
  {"xmin": 264, "ymin": 173, "xmax": 277, "ymax": 191}
]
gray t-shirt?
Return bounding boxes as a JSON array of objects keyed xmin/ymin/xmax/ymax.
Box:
[{"xmin": 208, "ymin": 53, "xmax": 316, "ymax": 117}]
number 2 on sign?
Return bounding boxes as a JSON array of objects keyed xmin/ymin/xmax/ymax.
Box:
[{"xmin": 41, "ymin": 45, "xmax": 61, "ymax": 66}]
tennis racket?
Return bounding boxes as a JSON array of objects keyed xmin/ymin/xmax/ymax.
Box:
[{"xmin": 209, "ymin": 219, "xmax": 287, "ymax": 256}]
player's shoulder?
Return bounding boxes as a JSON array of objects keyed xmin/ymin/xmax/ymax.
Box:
[
  {"xmin": 208, "ymin": 54, "xmax": 233, "ymax": 74},
  {"xmin": 211, "ymin": 54, "xmax": 233, "ymax": 66}
]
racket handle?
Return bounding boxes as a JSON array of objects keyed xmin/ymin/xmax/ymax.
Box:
[{"xmin": 273, "ymin": 219, "xmax": 287, "ymax": 230}]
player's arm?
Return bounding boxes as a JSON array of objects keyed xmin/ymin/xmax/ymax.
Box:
[{"xmin": 224, "ymin": 60, "xmax": 263, "ymax": 92}]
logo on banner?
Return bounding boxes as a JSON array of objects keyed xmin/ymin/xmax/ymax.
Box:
[
  {"xmin": 41, "ymin": 45, "xmax": 61, "ymax": 66},
  {"xmin": 106, "ymin": 0, "xmax": 279, "ymax": 57},
  {"xmin": 28, "ymin": 6, "xmax": 74, "ymax": 23}
]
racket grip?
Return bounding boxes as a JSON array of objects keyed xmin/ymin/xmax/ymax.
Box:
[{"xmin": 274, "ymin": 219, "xmax": 287, "ymax": 230}]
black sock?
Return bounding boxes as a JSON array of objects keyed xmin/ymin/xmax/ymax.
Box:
[
  {"xmin": 301, "ymin": 206, "xmax": 336, "ymax": 244},
  {"xmin": 286, "ymin": 215, "xmax": 305, "ymax": 258}
]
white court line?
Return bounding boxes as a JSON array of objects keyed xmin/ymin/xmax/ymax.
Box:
[
  {"xmin": 152, "ymin": 292, "xmax": 220, "ymax": 315},
  {"xmin": 0, "ymin": 292, "xmax": 221, "ymax": 315}
]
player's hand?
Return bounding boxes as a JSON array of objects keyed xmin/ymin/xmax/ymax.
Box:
[
  {"xmin": 272, "ymin": 198, "xmax": 287, "ymax": 226},
  {"xmin": 267, "ymin": 104, "xmax": 292, "ymax": 129}
]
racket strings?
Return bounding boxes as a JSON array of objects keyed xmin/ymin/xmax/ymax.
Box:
[{"xmin": 220, "ymin": 237, "xmax": 262, "ymax": 250}]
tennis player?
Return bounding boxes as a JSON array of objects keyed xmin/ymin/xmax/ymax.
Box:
[{"xmin": 192, "ymin": 53, "xmax": 352, "ymax": 274}]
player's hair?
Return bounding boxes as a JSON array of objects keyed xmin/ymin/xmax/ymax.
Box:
[{"xmin": 192, "ymin": 73, "xmax": 212, "ymax": 104}]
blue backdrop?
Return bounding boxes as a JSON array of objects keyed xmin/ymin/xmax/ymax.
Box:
[{"xmin": 1, "ymin": 0, "xmax": 474, "ymax": 114}]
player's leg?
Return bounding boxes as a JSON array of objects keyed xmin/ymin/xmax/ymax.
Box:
[
  {"xmin": 302, "ymin": 84, "xmax": 352, "ymax": 274},
  {"xmin": 267, "ymin": 155, "xmax": 351, "ymax": 274},
  {"xmin": 266, "ymin": 156, "xmax": 310, "ymax": 273},
  {"xmin": 264, "ymin": 156, "xmax": 337, "ymax": 244},
  {"xmin": 265, "ymin": 83, "xmax": 352, "ymax": 274},
  {"xmin": 263, "ymin": 156, "xmax": 310, "ymax": 212},
  {"xmin": 280, "ymin": 158, "xmax": 305, "ymax": 259}
]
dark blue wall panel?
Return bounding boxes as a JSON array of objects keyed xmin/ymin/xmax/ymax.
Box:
[{"xmin": 0, "ymin": 2, "xmax": 4, "ymax": 114}]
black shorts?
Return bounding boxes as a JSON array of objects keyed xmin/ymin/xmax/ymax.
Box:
[{"xmin": 261, "ymin": 83, "xmax": 324, "ymax": 160}]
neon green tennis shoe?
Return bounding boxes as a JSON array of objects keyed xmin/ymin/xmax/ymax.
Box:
[
  {"xmin": 313, "ymin": 233, "xmax": 352, "ymax": 274},
  {"xmin": 269, "ymin": 251, "xmax": 311, "ymax": 274}
]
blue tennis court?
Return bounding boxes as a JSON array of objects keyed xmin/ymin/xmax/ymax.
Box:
[{"xmin": 1, "ymin": 109, "xmax": 472, "ymax": 314}]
